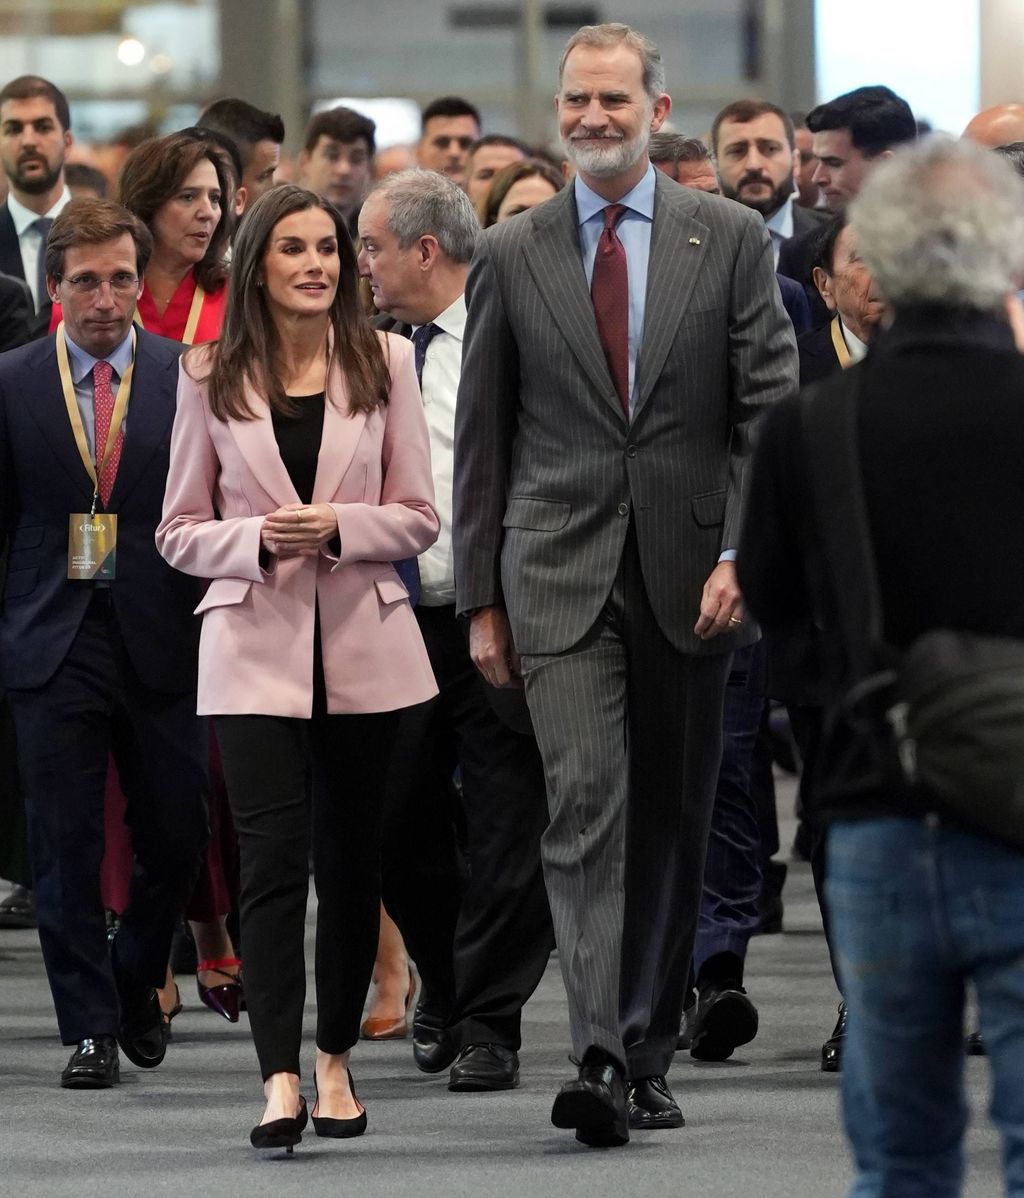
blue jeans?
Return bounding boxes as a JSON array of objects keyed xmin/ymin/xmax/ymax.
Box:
[
  {"xmin": 693, "ymin": 643, "xmax": 765, "ymax": 976},
  {"xmin": 827, "ymin": 817, "xmax": 1024, "ymax": 1198}
]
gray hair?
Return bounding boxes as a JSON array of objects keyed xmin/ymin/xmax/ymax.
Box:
[
  {"xmin": 648, "ymin": 132, "xmax": 712, "ymax": 168},
  {"xmin": 558, "ymin": 23, "xmax": 666, "ymax": 103},
  {"xmin": 851, "ymin": 135, "xmax": 1024, "ymax": 312},
  {"xmin": 367, "ymin": 168, "xmax": 478, "ymax": 264}
]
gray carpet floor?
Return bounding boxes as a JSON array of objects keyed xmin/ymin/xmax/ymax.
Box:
[{"xmin": 0, "ymin": 777, "xmax": 1004, "ymax": 1197}]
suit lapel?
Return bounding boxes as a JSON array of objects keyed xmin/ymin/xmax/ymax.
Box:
[
  {"xmin": 521, "ymin": 188, "xmax": 620, "ymax": 416},
  {"xmin": 311, "ymin": 358, "xmax": 366, "ymax": 504},
  {"xmin": 106, "ymin": 332, "xmax": 178, "ymax": 510},
  {"xmin": 23, "ymin": 341, "xmax": 96, "ymax": 505},
  {"xmin": 634, "ymin": 175, "xmax": 709, "ymax": 414},
  {"xmin": 227, "ymin": 382, "xmax": 301, "ymax": 508},
  {"xmin": 0, "ymin": 207, "xmax": 24, "ymax": 280}
]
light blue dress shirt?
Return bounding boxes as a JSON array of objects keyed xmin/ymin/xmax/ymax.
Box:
[
  {"xmin": 576, "ymin": 166, "xmax": 736, "ymax": 563},
  {"xmin": 63, "ymin": 328, "xmax": 135, "ymax": 459},
  {"xmin": 764, "ymin": 195, "xmax": 795, "ymax": 268},
  {"xmin": 575, "ymin": 164, "xmax": 656, "ymax": 414}
]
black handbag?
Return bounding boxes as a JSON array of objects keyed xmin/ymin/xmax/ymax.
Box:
[{"xmin": 800, "ymin": 372, "xmax": 1024, "ymax": 851}]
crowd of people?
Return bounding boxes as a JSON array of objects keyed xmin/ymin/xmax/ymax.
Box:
[{"xmin": 0, "ymin": 18, "xmax": 1022, "ymax": 1196}]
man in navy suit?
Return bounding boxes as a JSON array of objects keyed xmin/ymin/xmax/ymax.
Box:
[
  {"xmin": 0, "ymin": 74, "xmax": 74, "ymax": 340},
  {"xmin": 0, "ymin": 198, "xmax": 208, "ymax": 1088}
]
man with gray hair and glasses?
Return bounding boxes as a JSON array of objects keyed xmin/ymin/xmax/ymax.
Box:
[
  {"xmin": 740, "ymin": 136, "xmax": 1024, "ymax": 1196},
  {"xmin": 357, "ymin": 170, "xmax": 554, "ymax": 1095}
]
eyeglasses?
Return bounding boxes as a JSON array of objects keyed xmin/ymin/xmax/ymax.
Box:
[{"xmin": 55, "ymin": 272, "xmax": 140, "ymax": 294}]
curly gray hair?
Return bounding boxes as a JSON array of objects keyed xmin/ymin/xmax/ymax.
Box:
[{"xmin": 850, "ymin": 135, "xmax": 1024, "ymax": 312}]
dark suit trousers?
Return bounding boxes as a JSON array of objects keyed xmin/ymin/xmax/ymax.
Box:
[
  {"xmin": 788, "ymin": 703, "xmax": 842, "ymax": 989},
  {"xmin": 383, "ymin": 604, "xmax": 553, "ymax": 1050},
  {"xmin": 215, "ymin": 698, "xmax": 398, "ymax": 1080},
  {"xmin": 693, "ymin": 642, "xmax": 765, "ymax": 977},
  {"xmin": 0, "ymin": 695, "xmax": 31, "ymax": 887},
  {"xmin": 7, "ymin": 592, "xmax": 208, "ymax": 1045},
  {"xmin": 521, "ymin": 528, "xmax": 730, "ymax": 1079}
]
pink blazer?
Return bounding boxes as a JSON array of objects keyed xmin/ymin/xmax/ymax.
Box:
[{"xmin": 156, "ymin": 332, "xmax": 439, "ymax": 718}]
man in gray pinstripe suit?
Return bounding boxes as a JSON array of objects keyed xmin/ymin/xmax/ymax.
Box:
[{"xmin": 453, "ymin": 22, "xmax": 797, "ymax": 1147}]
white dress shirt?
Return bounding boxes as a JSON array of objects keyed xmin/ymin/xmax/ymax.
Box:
[
  {"xmin": 839, "ymin": 318, "xmax": 869, "ymax": 363},
  {"xmin": 7, "ymin": 186, "xmax": 71, "ymax": 310},
  {"xmin": 414, "ymin": 293, "xmax": 465, "ymax": 606}
]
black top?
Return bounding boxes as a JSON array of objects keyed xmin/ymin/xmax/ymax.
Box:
[{"xmin": 271, "ymin": 392, "xmax": 325, "ymax": 505}]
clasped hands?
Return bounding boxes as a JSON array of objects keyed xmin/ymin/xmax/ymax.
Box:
[{"xmin": 261, "ymin": 502, "xmax": 338, "ymax": 558}]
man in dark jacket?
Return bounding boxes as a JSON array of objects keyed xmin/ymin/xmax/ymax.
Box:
[{"xmin": 740, "ymin": 137, "xmax": 1024, "ymax": 1198}]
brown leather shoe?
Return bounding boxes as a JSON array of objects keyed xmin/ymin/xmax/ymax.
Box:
[{"xmin": 360, "ymin": 969, "xmax": 417, "ymax": 1040}]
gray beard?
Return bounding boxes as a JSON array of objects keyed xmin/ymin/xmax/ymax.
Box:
[{"xmin": 564, "ymin": 128, "xmax": 649, "ymax": 179}]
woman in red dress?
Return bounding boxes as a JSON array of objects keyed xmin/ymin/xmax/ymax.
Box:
[{"xmin": 105, "ymin": 132, "xmax": 242, "ymax": 1027}]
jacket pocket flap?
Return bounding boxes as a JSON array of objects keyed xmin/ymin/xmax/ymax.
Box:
[
  {"xmin": 3, "ymin": 566, "xmax": 37, "ymax": 599},
  {"xmin": 374, "ymin": 575, "xmax": 409, "ymax": 605},
  {"xmin": 194, "ymin": 577, "xmax": 253, "ymax": 615},
  {"xmin": 11, "ymin": 525, "xmax": 43, "ymax": 551},
  {"xmin": 691, "ymin": 490, "xmax": 726, "ymax": 528},
  {"xmin": 502, "ymin": 497, "xmax": 572, "ymax": 532}
]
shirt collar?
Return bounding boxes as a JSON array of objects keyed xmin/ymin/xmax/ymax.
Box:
[
  {"xmin": 574, "ymin": 162, "xmax": 657, "ymax": 227},
  {"xmin": 764, "ymin": 194, "xmax": 794, "ymax": 242},
  {"xmin": 412, "ymin": 291, "xmax": 467, "ymax": 342},
  {"xmin": 63, "ymin": 326, "xmax": 136, "ymax": 386},
  {"xmin": 7, "ymin": 186, "xmax": 72, "ymax": 236},
  {"xmin": 839, "ymin": 318, "xmax": 869, "ymax": 363}
]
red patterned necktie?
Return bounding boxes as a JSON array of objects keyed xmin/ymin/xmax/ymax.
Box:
[
  {"xmin": 591, "ymin": 203, "xmax": 630, "ymax": 416},
  {"xmin": 92, "ymin": 360, "xmax": 123, "ymax": 506}
]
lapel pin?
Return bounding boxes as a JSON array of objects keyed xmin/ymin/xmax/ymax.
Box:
[{"xmin": 688, "ymin": 237, "xmax": 701, "ymax": 246}]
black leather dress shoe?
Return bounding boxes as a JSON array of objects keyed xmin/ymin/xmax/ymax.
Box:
[
  {"xmin": 0, "ymin": 884, "xmax": 36, "ymax": 928},
  {"xmin": 627, "ymin": 1075, "xmax": 684, "ymax": 1130},
  {"xmin": 116, "ymin": 985, "xmax": 166, "ymax": 1069},
  {"xmin": 689, "ymin": 984, "xmax": 759, "ymax": 1061},
  {"xmin": 448, "ymin": 1043, "xmax": 520, "ymax": 1091},
  {"xmin": 413, "ymin": 1005, "xmax": 457, "ymax": 1074},
  {"xmin": 551, "ymin": 1055, "xmax": 629, "ymax": 1147},
  {"xmin": 61, "ymin": 1036, "xmax": 120, "ymax": 1089},
  {"xmin": 676, "ymin": 1005, "xmax": 695, "ymax": 1051},
  {"xmin": 821, "ymin": 1002, "xmax": 847, "ymax": 1073}
]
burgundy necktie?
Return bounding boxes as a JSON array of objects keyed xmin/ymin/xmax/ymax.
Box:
[
  {"xmin": 591, "ymin": 203, "xmax": 630, "ymax": 416},
  {"xmin": 92, "ymin": 360, "xmax": 123, "ymax": 506}
]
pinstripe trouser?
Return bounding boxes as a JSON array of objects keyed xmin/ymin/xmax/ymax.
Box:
[{"xmin": 520, "ymin": 529, "xmax": 730, "ymax": 1080}]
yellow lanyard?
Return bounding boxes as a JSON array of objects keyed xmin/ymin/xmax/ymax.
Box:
[
  {"xmin": 135, "ymin": 281, "xmax": 205, "ymax": 345},
  {"xmin": 56, "ymin": 322, "xmax": 136, "ymax": 514},
  {"xmin": 830, "ymin": 314, "xmax": 853, "ymax": 370}
]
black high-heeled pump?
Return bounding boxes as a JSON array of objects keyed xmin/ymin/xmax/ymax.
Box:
[
  {"xmin": 250, "ymin": 1094, "xmax": 308, "ymax": 1153},
  {"xmin": 312, "ymin": 1071, "xmax": 367, "ymax": 1139}
]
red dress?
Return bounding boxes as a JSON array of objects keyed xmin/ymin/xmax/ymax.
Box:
[{"xmin": 100, "ymin": 273, "xmax": 236, "ymax": 923}]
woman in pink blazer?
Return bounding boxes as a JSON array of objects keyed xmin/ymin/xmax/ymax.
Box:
[{"xmin": 157, "ymin": 184, "xmax": 438, "ymax": 1152}]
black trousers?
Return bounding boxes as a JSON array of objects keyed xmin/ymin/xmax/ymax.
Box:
[
  {"xmin": 383, "ymin": 604, "xmax": 553, "ymax": 1050},
  {"xmin": 216, "ymin": 693, "xmax": 398, "ymax": 1079},
  {"xmin": 8, "ymin": 592, "xmax": 208, "ymax": 1045}
]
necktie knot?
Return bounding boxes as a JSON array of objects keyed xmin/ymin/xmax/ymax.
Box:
[
  {"xmin": 601, "ymin": 204, "xmax": 627, "ymax": 233},
  {"xmin": 94, "ymin": 360, "xmax": 113, "ymax": 389},
  {"xmin": 412, "ymin": 322, "xmax": 443, "ymax": 385},
  {"xmin": 32, "ymin": 216, "xmax": 53, "ymax": 238}
]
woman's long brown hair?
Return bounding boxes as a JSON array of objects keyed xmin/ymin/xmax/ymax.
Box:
[
  {"xmin": 116, "ymin": 132, "xmax": 233, "ymax": 293},
  {"xmin": 192, "ymin": 185, "xmax": 390, "ymax": 422}
]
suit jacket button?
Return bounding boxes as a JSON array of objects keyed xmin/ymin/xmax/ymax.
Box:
[
  {"xmin": 626, "ymin": 445, "xmax": 638, "ymax": 458},
  {"xmin": 617, "ymin": 502, "xmax": 629, "ymax": 517}
]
